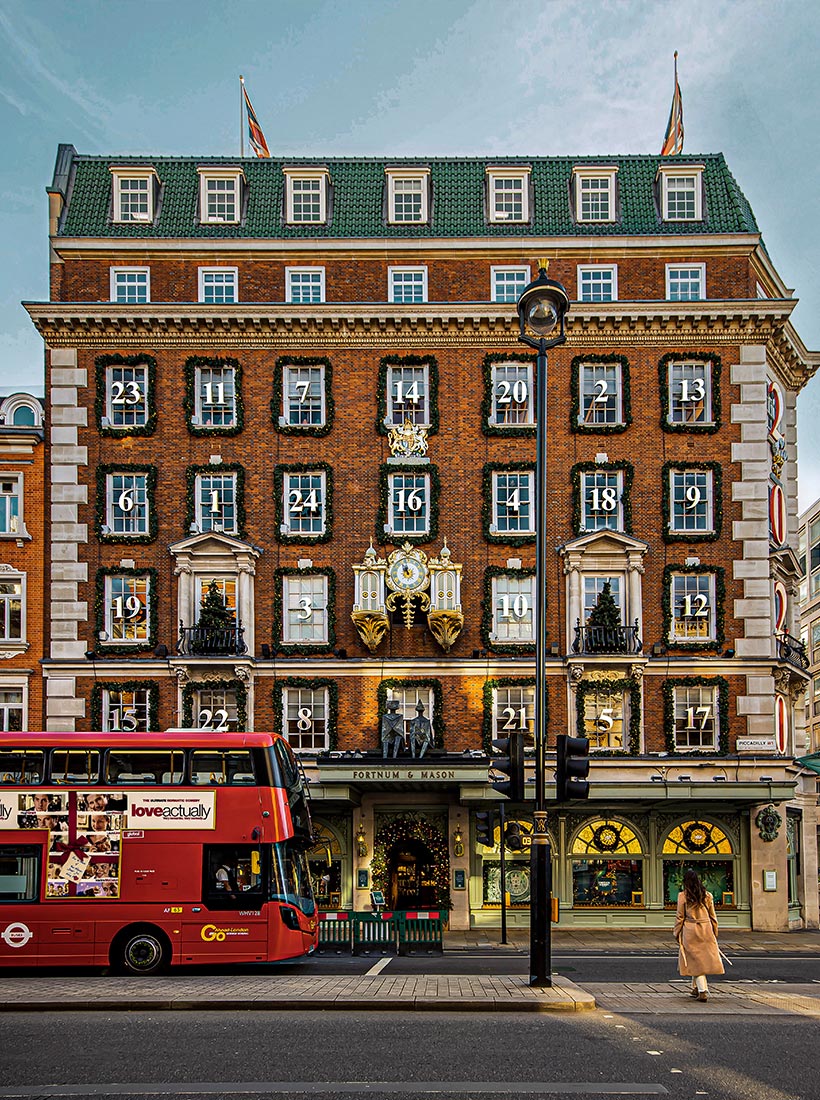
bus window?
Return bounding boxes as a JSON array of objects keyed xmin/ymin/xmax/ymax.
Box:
[
  {"xmin": 50, "ymin": 750, "xmax": 100, "ymax": 784},
  {"xmin": 271, "ymin": 739, "xmax": 299, "ymax": 789},
  {"xmin": 203, "ymin": 845, "xmax": 265, "ymax": 909},
  {"xmin": 0, "ymin": 846, "xmax": 40, "ymax": 901},
  {"xmin": 270, "ymin": 839, "xmax": 316, "ymax": 917},
  {"xmin": 190, "ymin": 750, "xmax": 255, "ymax": 786},
  {"xmin": 0, "ymin": 749, "xmax": 44, "ymax": 784},
  {"xmin": 105, "ymin": 751, "xmax": 183, "ymax": 784}
]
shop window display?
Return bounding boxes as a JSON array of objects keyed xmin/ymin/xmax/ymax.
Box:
[
  {"xmin": 661, "ymin": 819, "xmax": 736, "ymax": 908},
  {"xmin": 570, "ymin": 819, "xmax": 644, "ymax": 907}
]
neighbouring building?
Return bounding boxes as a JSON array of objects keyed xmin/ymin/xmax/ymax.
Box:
[{"xmin": 24, "ymin": 143, "xmax": 820, "ymax": 929}]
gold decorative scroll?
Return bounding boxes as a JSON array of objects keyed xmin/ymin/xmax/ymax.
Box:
[
  {"xmin": 351, "ymin": 609, "xmax": 389, "ymax": 654},
  {"xmin": 427, "ymin": 608, "xmax": 464, "ymax": 653}
]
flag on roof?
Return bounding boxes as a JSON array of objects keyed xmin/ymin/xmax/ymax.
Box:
[
  {"xmin": 660, "ymin": 52, "xmax": 684, "ymax": 156},
  {"xmin": 242, "ymin": 79, "xmax": 270, "ymax": 159}
]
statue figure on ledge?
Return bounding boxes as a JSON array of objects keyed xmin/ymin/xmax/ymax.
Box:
[
  {"xmin": 381, "ymin": 698, "xmax": 406, "ymax": 759},
  {"xmin": 408, "ymin": 700, "xmax": 434, "ymax": 759}
]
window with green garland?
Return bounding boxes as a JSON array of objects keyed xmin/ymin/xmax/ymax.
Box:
[
  {"xmin": 273, "ymin": 356, "xmax": 334, "ymax": 436},
  {"xmin": 482, "ymin": 463, "xmax": 535, "ymax": 545},
  {"xmin": 183, "ymin": 356, "xmax": 244, "ymax": 436},
  {"xmin": 91, "ymin": 681, "xmax": 159, "ymax": 733},
  {"xmin": 662, "ymin": 564, "xmax": 725, "ymax": 652},
  {"xmin": 571, "ymin": 461, "xmax": 634, "ymax": 536},
  {"xmin": 274, "ymin": 678, "xmax": 338, "ymax": 753},
  {"xmin": 186, "ymin": 464, "xmax": 246, "ymax": 538},
  {"xmin": 661, "ymin": 462, "xmax": 722, "ymax": 542},
  {"xmin": 663, "ymin": 677, "xmax": 729, "ymax": 754},
  {"xmin": 377, "ymin": 463, "xmax": 440, "ymax": 545},
  {"xmin": 481, "ymin": 352, "xmax": 536, "ymax": 437},
  {"xmin": 273, "ymin": 567, "xmax": 336, "ymax": 655},
  {"xmin": 482, "ymin": 567, "xmax": 536, "ymax": 653},
  {"xmin": 569, "ymin": 354, "xmax": 631, "ymax": 434},
  {"xmin": 275, "ymin": 463, "xmax": 333, "ymax": 544},
  {"xmin": 95, "ymin": 464, "xmax": 158, "ymax": 544},
  {"xmin": 575, "ymin": 677, "xmax": 641, "ymax": 754},
  {"xmin": 481, "ymin": 678, "xmax": 537, "ymax": 754},
  {"xmin": 94, "ymin": 567, "xmax": 158, "ymax": 655},
  {"xmin": 659, "ymin": 352, "xmax": 722, "ymax": 434},
  {"xmin": 182, "ymin": 679, "xmax": 247, "ymax": 733},
  {"xmin": 377, "ymin": 355, "xmax": 439, "ymax": 437},
  {"xmin": 95, "ymin": 354, "xmax": 157, "ymax": 437},
  {"xmin": 377, "ymin": 679, "xmax": 445, "ymax": 751}
]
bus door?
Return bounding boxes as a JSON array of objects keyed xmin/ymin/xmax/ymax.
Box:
[
  {"xmin": 0, "ymin": 844, "xmax": 41, "ymax": 964},
  {"xmin": 182, "ymin": 844, "xmax": 268, "ymax": 962}
]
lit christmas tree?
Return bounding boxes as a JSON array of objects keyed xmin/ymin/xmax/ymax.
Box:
[{"xmin": 586, "ymin": 581, "xmax": 623, "ymax": 652}]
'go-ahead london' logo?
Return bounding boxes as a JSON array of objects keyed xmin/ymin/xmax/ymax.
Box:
[{"xmin": 2, "ymin": 922, "xmax": 33, "ymax": 949}]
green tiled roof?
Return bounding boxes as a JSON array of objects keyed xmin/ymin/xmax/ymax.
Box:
[{"xmin": 56, "ymin": 149, "xmax": 759, "ymax": 240}]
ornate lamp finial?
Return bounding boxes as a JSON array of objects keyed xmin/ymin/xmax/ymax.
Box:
[{"xmin": 537, "ymin": 257, "xmax": 550, "ymax": 273}]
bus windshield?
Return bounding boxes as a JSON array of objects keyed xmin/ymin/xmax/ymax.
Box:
[{"xmin": 270, "ymin": 839, "xmax": 315, "ymax": 917}]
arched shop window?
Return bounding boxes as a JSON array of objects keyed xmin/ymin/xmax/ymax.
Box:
[
  {"xmin": 570, "ymin": 818, "xmax": 645, "ymax": 907},
  {"xmin": 662, "ymin": 819, "xmax": 736, "ymax": 908},
  {"xmin": 308, "ymin": 820, "xmax": 345, "ymax": 909}
]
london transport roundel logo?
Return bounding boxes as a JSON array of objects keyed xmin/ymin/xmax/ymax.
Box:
[{"xmin": 1, "ymin": 921, "xmax": 33, "ymax": 949}]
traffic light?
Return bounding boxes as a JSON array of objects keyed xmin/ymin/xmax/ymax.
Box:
[
  {"xmin": 475, "ymin": 809, "xmax": 494, "ymax": 847},
  {"xmin": 555, "ymin": 734, "xmax": 590, "ymax": 800},
  {"xmin": 490, "ymin": 732, "xmax": 525, "ymax": 801},
  {"xmin": 504, "ymin": 820, "xmax": 524, "ymax": 852}
]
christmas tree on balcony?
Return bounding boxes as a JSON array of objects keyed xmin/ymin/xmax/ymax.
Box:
[
  {"xmin": 192, "ymin": 579, "xmax": 235, "ymax": 655},
  {"xmin": 586, "ymin": 581, "xmax": 624, "ymax": 653}
]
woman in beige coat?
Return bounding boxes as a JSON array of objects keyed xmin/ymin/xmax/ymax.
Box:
[{"xmin": 673, "ymin": 868, "xmax": 723, "ymax": 1001}]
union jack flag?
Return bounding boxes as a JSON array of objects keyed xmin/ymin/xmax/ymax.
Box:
[
  {"xmin": 660, "ymin": 52, "xmax": 684, "ymax": 156},
  {"xmin": 242, "ymin": 81, "xmax": 270, "ymax": 159}
]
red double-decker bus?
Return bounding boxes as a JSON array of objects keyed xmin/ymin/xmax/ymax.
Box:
[{"xmin": 0, "ymin": 731, "xmax": 318, "ymax": 973}]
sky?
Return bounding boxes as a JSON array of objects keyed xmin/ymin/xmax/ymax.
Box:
[{"xmin": 1, "ymin": 0, "xmax": 819, "ymax": 503}]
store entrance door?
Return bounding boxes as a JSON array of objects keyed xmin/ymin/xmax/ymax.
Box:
[{"xmin": 387, "ymin": 838, "xmax": 436, "ymax": 909}]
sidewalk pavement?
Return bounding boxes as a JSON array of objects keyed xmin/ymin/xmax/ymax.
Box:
[{"xmin": 443, "ymin": 926, "xmax": 820, "ymax": 953}]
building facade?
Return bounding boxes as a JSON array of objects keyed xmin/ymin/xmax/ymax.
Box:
[{"xmin": 25, "ymin": 144, "xmax": 819, "ymax": 929}]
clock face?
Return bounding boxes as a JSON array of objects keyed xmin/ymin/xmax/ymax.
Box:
[{"xmin": 388, "ymin": 555, "xmax": 426, "ymax": 591}]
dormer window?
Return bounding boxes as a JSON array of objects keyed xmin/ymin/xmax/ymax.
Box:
[
  {"xmin": 572, "ymin": 166, "xmax": 617, "ymax": 223},
  {"xmin": 284, "ymin": 167, "xmax": 329, "ymax": 224},
  {"xmin": 386, "ymin": 168, "xmax": 430, "ymax": 224},
  {"xmin": 486, "ymin": 167, "xmax": 531, "ymax": 223},
  {"xmin": 198, "ymin": 167, "xmax": 244, "ymax": 224},
  {"xmin": 110, "ymin": 167, "xmax": 158, "ymax": 224},
  {"xmin": 658, "ymin": 165, "xmax": 704, "ymax": 222}
]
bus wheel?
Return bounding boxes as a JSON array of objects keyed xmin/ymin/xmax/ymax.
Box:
[{"xmin": 113, "ymin": 927, "xmax": 170, "ymax": 976}]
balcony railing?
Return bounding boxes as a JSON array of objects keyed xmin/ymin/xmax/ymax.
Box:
[
  {"xmin": 775, "ymin": 631, "xmax": 809, "ymax": 671},
  {"xmin": 572, "ymin": 620, "xmax": 643, "ymax": 656},
  {"xmin": 177, "ymin": 621, "xmax": 247, "ymax": 657}
]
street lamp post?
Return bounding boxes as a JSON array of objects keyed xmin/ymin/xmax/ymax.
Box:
[{"xmin": 516, "ymin": 260, "xmax": 570, "ymax": 988}]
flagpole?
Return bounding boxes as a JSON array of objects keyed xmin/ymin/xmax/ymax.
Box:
[{"xmin": 240, "ymin": 75, "xmax": 245, "ymax": 158}]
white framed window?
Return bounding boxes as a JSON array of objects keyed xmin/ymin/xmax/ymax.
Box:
[
  {"xmin": 486, "ymin": 167, "xmax": 531, "ymax": 223},
  {"xmin": 492, "ymin": 470, "xmax": 535, "ymax": 535},
  {"xmin": 666, "ymin": 263, "xmax": 705, "ymax": 301},
  {"xmin": 110, "ymin": 268, "xmax": 150, "ymax": 304},
  {"xmin": 583, "ymin": 687, "xmax": 626, "ymax": 750},
  {"xmin": 0, "ymin": 475, "xmax": 23, "ymax": 536},
  {"xmin": 386, "ymin": 685, "xmax": 436, "ymax": 744},
  {"xmin": 491, "ymin": 266, "xmax": 529, "ymax": 303},
  {"xmin": 283, "ymin": 470, "xmax": 327, "ymax": 537},
  {"xmin": 580, "ymin": 470, "xmax": 624, "ymax": 532},
  {"xmin": 573, "ymin": 167, "xmax": 617, "ymax": 223},
  {"xmin": 491, "ymin": 684, "xmax": 535, "ymax": 747},
  {"xmin": 668, "ymin": 469, "xmax": 714, "ymax": 535},
  {"xmin": 284, "ymin": 167, "xmax": 329, "ymax": 224},
  {"xmin": 282, "ymin": 574, "xmax": 329, "ymax": 646},
  {"xmin": 0, "ymin": 687, "xmax": 24, "ymax": 731},
  {"xmin": 198, "ymin": 268, "xmax": 238, "ymax": 304},
  {"xmin": 286, "ymin": 267, "xmax": 325, "ymax": 304},
  {"xmin": 666, "ymin": 360, "xmax": 714, "ymax": 427},
  {"xmin": 192, "ymin": 363, "xmax": 237, "ymax": 428},
  {"xmin": 659, "ymin": 166, "xmax": 704, "ymax": 222},
  {"xmin": 103, "ymin": 574, "xmax": 150, "ymax": 645},
  {"xmin": 490, "ymin": 361, "xmax": 534, "ymax": 427},
  {"xmin": 102, "ymin": 687, "xmax": 151, "ymax": 733},
  {"xmin": 105, "ymin": 472, "xmax": 150, "ymax": 536},
  {"xmin": 281, "ymin": 363, "xmax": 327, "ymax": 428},
  {"xmin": 389, "ymin": 267, "xmax": 427, "ymax": 304},
  {"xmin": 577, "ymin": 361, "xmax": 624, "ymax": 427},
  {"xmin": 386, "ymin": 363, "xmax": 430, "ymax": 427},
  {"xmin": 673, "ymin": 684, "xmax": 717, "ymax": 749},
  {"xmin": 670, "ymin": 572, "xmax": 716, "ymax": 643},
  {"xmin": 491, "ymin": 574, "xmax": 535, "ymax": 645},
  {"xmin": 386, "ymin": 168, "xmax": 430, "ymax": 224},
  {"xmin": 110, "ymin": 167, "xmax": 157, "ymax": 223},
  {"xmin": 583, "ymin": 576, "xmax": 624, "ymax": 625},
  {"xmin": 195, "ymin": 687, "xmax": 239, "ymax": 732},
  {"xmin": 0, "ymin": 573, "xmax": 24, "ymax": 643},
  {"xmin": 577, "ymin": 265, "xmax": 617, "ymax": 303},
  {"xmin": 198, "ymin": 167, "xmax": 243, "ymax": 224},
  {"xmin": 282, "ymin": 685, "xmax": 329, "ymax": 751},
  {"xmin": 195, "ymin": 472, "xmax": 238, "ymax": 534},
  {"xmin": 105, "ymin": 363, "xmax": 149, "ymax": 429},
  {"xmin": 387, "ymin": 472, "xmax": 430, "ymax": 537}
]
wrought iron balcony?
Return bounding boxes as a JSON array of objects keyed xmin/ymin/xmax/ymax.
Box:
[
  {"xmin": 572, "ymin": 619, "xmax": 643, "ymax": 656},
  {"xmin": 177, "ymin": 620, "xmax": 247, "ymax": 657},
  {"xmin": 775, "ymin": 631, "xmax": 809, "ymax": 671}
]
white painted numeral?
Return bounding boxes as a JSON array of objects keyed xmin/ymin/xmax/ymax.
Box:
[
  {"xmin": 499, "ymin": 594, "xmax": 529, "ymax": 620},
  {"xmin": 209, "ymin": 491, "xmax": 221, "ymax": 514},
  {"xmin": 297, "ymin": 597, "xmax": 313, "ymax": 621},
  {"xmin": 199, "ymin": 708, "xmax": 229, "ymax": 732},
  {"xmin": 593, "ymin": 379, "xmax": 609, "ymax": 403},
  {"xmin": 504, "ymin": 489, "xmax": 521, "ymax": 513},
  {"xmin": 111, "ymin": 381, "xmax": 143, "ymax": 405},
  {"xmin": 117, "ymin": 490, "xmax": 134, "ymax": 512},
  {"xmin": 680, "ymin": 377, "xmax": 706, "ymax": 402},
  {"xmin": 289, "ymin": 488, "xmax": 319, "ymax": 513},
  {"xmin": 110, "ymin": 707, "xmax": 138, "ymax": 733},
  {"xmin": 396, "ymin": 380, "xmax": 421, "ymax": 404},
  {"xmin": 297, "ymin": 707, "xmax": 313, "ymax": 732},
  {"xmin": 112, "ymin": 595, "xmax": 142, "ymax": 619},
  {"xmin": 295, "ymin": 381, "xmax": 311, "ymax": 403},
  {"xmin": 684, "ymin": 485, "xmax": 702, "ymax": 508},
  {"xmin": 590, "ymin": 486, "xmax": 617, "ymax": 512},
  {"xmin": 595, "ymin": 707, "xmax": 615, "ymax": 732},
  {"xmin": 685, "ymin": 705, "xmax": 712, "ymax": 730},
  {"xmin": 395, "ymin": 488, "xmax": 423, "ymax": 513},
  {"xmin": 497, "ymin": 379, "xmax": 528, "ymax": 405},
  {"xmin": 501, "ymin": 706, "xmax": 528, "ymax": 731},
  {"xmin": 682, "ymin": 593, "xmax": 709, "ymax": 618},
  {"xmin": 203, "ymin": 382, "xmax": 226, "ymax": 406}
]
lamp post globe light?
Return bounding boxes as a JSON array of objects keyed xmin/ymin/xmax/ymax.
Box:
[{"xmin": 516, "ymin": 259, "xmax": 570, "ymax": 988}]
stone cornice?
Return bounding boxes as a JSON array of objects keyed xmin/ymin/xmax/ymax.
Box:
[{"xmin": 24, "ymin": 298, "xmax": 804, "ymax": 354}]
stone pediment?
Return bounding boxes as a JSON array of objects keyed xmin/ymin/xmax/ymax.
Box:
[
  {"xmin": 560, "ymin": 530, "xmax": 650, "ymax": 556},
  {"xmin": 169, "ymin": 531, "xmax": 261, "ymax": 557}
]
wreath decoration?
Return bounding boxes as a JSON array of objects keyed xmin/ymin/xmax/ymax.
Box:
[
  {"xmin": 592, "ymin": 823, "xmax": 622, "ymax": 852},
  {"xmin": 682, "ymin": 822, "xmax": 713, "ymax": 852},
  {"xmin": 370, "ymin": 813, "xmax": 451, "ymax": 910}
]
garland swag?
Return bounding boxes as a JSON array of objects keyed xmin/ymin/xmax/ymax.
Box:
[
  {"xmin": 95, "ymin": 463, "xmax": 158, "ymax": 544},
  {"xmin": 181, "ymin": 679, "xmax": 248, "ymax": 732},
  {"xmin": 274, "ymin": 462, "xmax": 334, "ymax": 545},
  {"xmin": 570, "ymin": 460, "xmax": 634, "ymax": 536},
  {"xmin": 272, "ymin": 356, "xmax": 334, "ymax": 436},
  {"xmin": 94, "ymin": 353, "xmax": 157, "ymax": 437},
  {"xmin": 94, "ymin": 566, "xmax": 159, "ymax": 656},
  {"xmin": 272, "ymin": 567, "xmax": 337, "ymax": 655},
  {"xmin": 569, "ymin": 353, "xmax": 632, "ymax": 435},
  {"xmin": 662, "ymin": 676, "xmax": 730, "ymax": 755},
  {"xmin": 376, "ymin": 354, "xmax": 440, "ymax": 437},
  {"xmin": 90, "ymin": 681, "xmax": 159, "ymax": 733},
  {"xmin": 482, "ymin": 678, "xmax": 538, "ymax": 755},
  {"xmin": 658, "ymin": 351, "xmax": 722, "ymax": 434},
  {"xmin": 482, "ymin": 462, "xmax": 536, "ymax": 546},
  {"xmin": 185, "ymin": 463, "xmax": 247, "ymax": 539},
  {"xmin": 661, "ymin": 461, "xmax": 723, "ymax": 543},
  {"xmin": 480, "ymin": 351, "xmax": 537, "ymax": 438},
  {"xmin": 370, "ymin": 813, "xmax": 451, "ymax": 910},
  {"xmin": 183, "ymin": 356, "xmax": 244, "ymax": 437},
  {"xmin": 481, "ymin": 566, "xmax": 536, "ymax": 655},
  {"xmin": 575, "ymin": 677, "xmax": 641, "ymax": 755},
  {"xmin": 272, "ymin": 678, "xmax": 339, "ymax": 752},
  {"xmin": 662, "ymin": 563, "xmax": 726, "ymax": 653},
  {"xmin": 377, "ymin": 679, "xmax": 445, "ymax": 749}
]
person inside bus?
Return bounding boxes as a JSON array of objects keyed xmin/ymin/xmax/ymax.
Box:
[{"xmin": 215, "ymin": 859, "xmax": 238, "ymax": 900}]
